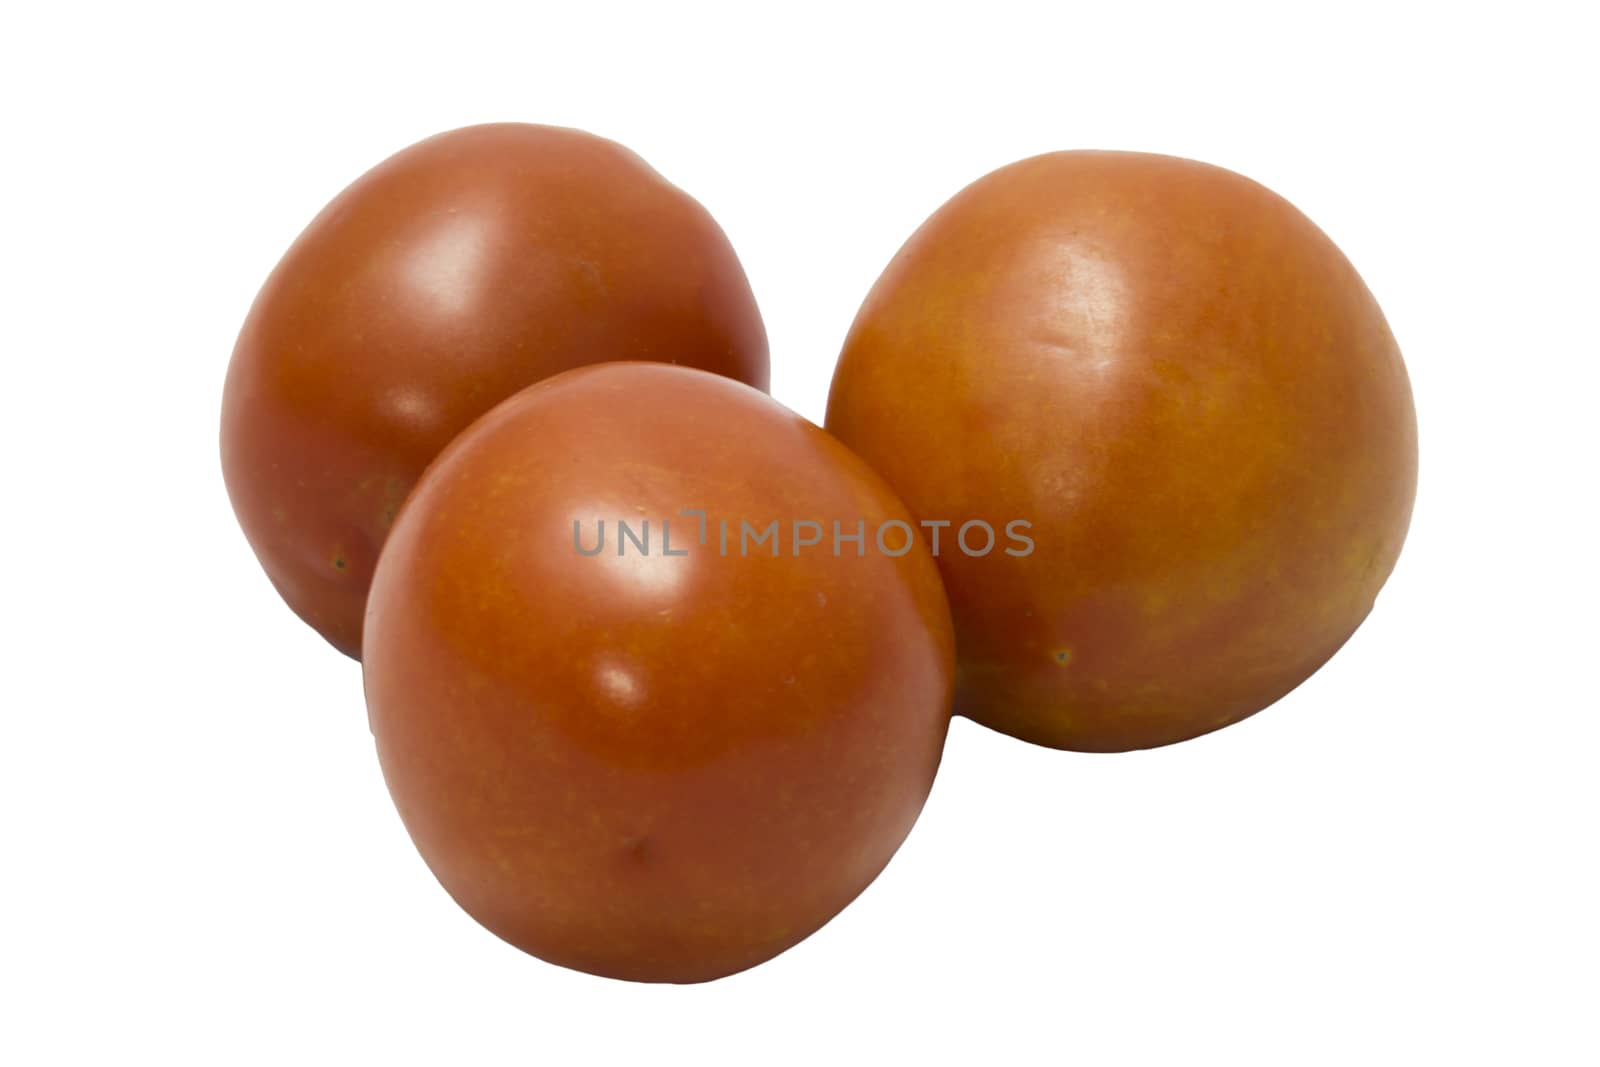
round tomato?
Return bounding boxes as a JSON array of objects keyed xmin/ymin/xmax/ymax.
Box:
[
  {"xmin": 222, "ymin": 124, "xmax": 768, "ymax": 657},
  {"xmin": 827, "ymin": 151, "xmax": 1417, "ymax": 751},
  {"xmin": 365, "ymin": 363, "xmax": 953, "ymax": 982}
]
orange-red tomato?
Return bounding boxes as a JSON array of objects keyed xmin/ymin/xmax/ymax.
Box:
[
  {"xmin": 221, "ymin": 124, "xmax": 768, "ymax": 658},
  {"xmin": 827, "ymin": 151, "xmax": 1417, "ymax": 752},
  {"xmin": 365, "ymin": 363, "xmax": 954, "ymax": 983}
]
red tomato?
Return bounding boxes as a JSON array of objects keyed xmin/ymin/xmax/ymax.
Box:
[
  {"xmin": 827, "ymin": 151, "xmax": 1417, "ymax": 751},
  {"xmin": 221, "ymin": 124, "xmax": 768, "ymax": 657},
  {"xmin": 365, "ymin": 363, "xmax": 954, "ymax": 982}
]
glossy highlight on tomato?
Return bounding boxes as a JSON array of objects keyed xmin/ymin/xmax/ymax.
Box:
[
  {"xmin": 364, "ymin": 363, "xmax": 954, "ymax": 983},
  {"xmin": 221, "ymin": 123, "xmax": 769, "ymax": 658},
  {"xmin": 827, "ymin": 151, "xmax": 1417, "ymax": 752}
]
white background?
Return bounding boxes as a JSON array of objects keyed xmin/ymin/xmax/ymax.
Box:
[{"xmin": 3, "ymin": 2, "xmax": 1595, "ymax": 1063}]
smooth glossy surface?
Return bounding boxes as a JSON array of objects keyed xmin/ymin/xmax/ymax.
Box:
[
  {"xmin": 221, "ymin": 124, "xmax": 769, "ymax": 658},
  {"xmin": 365, "ymin": 363, "xmax": 954, "ymax": 983},
  {"xmin": 827, "ymin": 151, "xmax": 1417, "ymax": 752}
]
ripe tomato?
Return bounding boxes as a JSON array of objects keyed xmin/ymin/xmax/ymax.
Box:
[
  {"xmin": 222, "ymin": 124, "xmax": 768, "ymax": 657},
  {"xmin": 827, "ymin": 151, "xmax": 1417, "ymax": 751},
  {"xmin": 365, "ymin": 363, "xmax": 953, "ymax": 982}
]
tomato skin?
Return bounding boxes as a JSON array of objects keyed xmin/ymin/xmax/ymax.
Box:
[
  {"xmin": 826, "ymin": 151, "xmax": 1417, "ymax": 752},
  {"xmin": 364, "ymin": 363, "xmax": 953, "ymax": 983},
  {"xmin": 221, "ymin": 124, "xmax": 768, "ymax": 658}
]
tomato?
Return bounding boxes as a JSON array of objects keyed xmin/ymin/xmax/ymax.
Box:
[
  {"xmin": 826, "ymin": 151, "xmax": 1417, "ymax": 752},
  {"xmin": 221, "ymin": 124, "xmax": 768, "ymax": 658},
  {"xmin": 364, "ymin": 363, "xmax": 953, "ymax": 983}
]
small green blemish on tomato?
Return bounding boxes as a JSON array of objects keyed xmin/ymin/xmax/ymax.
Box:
[
  {"xmin": 333, "ymin": 556, "xmax": 347, "ymax": 571},
  {"xmin": 1053, "ymin": 649, "xmax": 1073, "ymax": 666}
]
